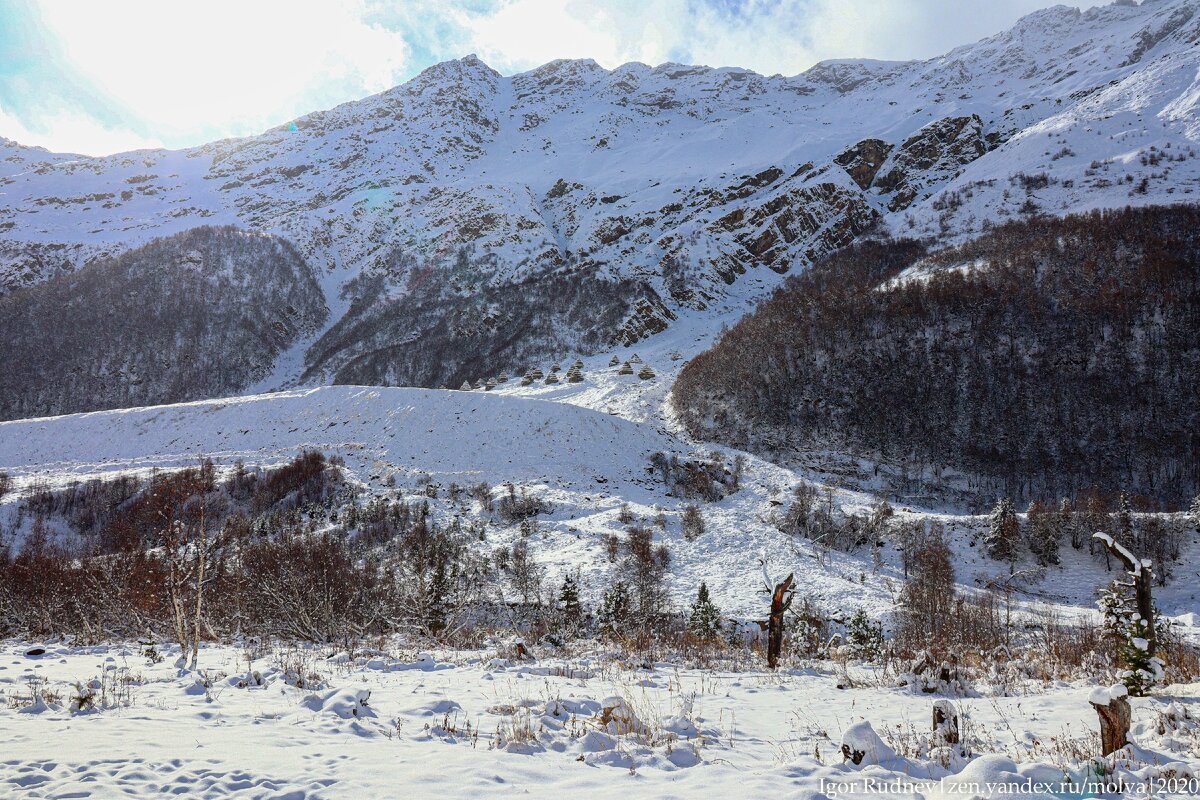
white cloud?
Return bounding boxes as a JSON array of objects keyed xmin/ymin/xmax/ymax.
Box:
[
  {"xmin": 0, "ymin": 102, "xmax": 162, "ymax": 155},
  {"xmin": 463, "ymin": 0, "xmax": 675, "ymax": 70},
  {"xmin": 457, "ymin": 0, "xmax": 1107, "ymax": 75},
  {"xmin": 31, "ymin": 0, "xmax": 412, "ymax": 146}
]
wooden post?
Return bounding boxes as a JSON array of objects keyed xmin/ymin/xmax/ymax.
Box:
[
  {"xmin": 767, "ymin": 573, "xmax": 795, "ymax": 669},
  {"xmin": 1092, "ymin": 696, "xmax": 1131, "ymax": 756},
  {"xmin": 933, "ymin": 699, "xmax": 960, "ymax": 746}
]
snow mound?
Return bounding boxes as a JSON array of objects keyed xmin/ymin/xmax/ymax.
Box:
[
  {"xmin": 0, "ymin": 386, "xmax": 679, "ymax": 499},
  {"xmin": 600, "ymin": 696, "xmax": 644, "ymax": 736},
  {"xmin": 936, "ymin": 755, "xmax": 1062, "ymax": 800},
  {"xmin": 840, "ymin": 720, "xmax": 897, "ymax": 767},
  {"xmin": 300, "ymin": 687, "xmax": 374, "ymax": 719}
]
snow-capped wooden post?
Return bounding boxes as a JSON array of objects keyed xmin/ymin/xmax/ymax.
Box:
[
  {"xmin": 1092, "ymin": 532, "xmax": 1155, "ymax": 657},
  {"xmin": 932, "ymin": 699, "xmax": 960, "ymax": 746},
  {"xmin": 1089, "ymin": 685, "xmax": 1131, "ymax": 756},
  {"xmin": 759, "ymin": 554, "xmax": 795, "ymax": 669}
]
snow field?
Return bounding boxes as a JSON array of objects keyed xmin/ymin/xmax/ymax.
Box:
[{"xmin": 3, "ymin": 641, "xmax": 1200, "ymax": 798}]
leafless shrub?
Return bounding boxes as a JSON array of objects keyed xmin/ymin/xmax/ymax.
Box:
[
  {"xmin": 497, "ymin": 484, "xmax": 550, "ymax": 524},
  {"xmin": 681, "ymin": 504, "xmax": 705, "ymax": 541}
]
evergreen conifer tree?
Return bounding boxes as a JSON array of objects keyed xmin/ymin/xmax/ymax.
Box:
[
  {"xmin": 1059, "ymin": 497, "xmax": 1082, "ymax": 549},
  {"xmin": 688, "ymin": 582, "xmax": 722, "ymax": 640},
  {"xmin": 1119, "ymin": 617, "xmax": 1162, "ymax": 696},
  {"xmin": 597, "ymin": 581, "xmax": 630, "ymax": 637},
  {"xmin": 1115, "ymin": 492, "xmax": 1135, "ymax": 548},
  {"xmin": 986, "ymin": 497, "xmax": 1020, "ymax": 566},
  {"xmin": 558, "ymin": 574, "xmax": 584, "ymax": 636},
  {"xmin": 846, "ymin": 607, "xmax": 884, "ymax": 661},
  {"xmin": 1098, "ymin": 578, "xmax": 1165, "ymax": 696},
  {"xmin": 1026, "ymin": 500, "xmax": 1060, "ymax": 566}
]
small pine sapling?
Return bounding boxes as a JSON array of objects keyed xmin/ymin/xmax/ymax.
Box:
[
  {"xmin": 846, "ymin": 607, "xmax": 885, "ymax": 661},
  {"xmin": 597, "ymin": 581, "xmax": 630, "ymax": 638},
  {"xmin": 558, "ymin": 574, "xmax": 585, "ymax": 637},
  {"xmin": 687, "ymin": 582, "xmax": 722, "ymax": 641}
]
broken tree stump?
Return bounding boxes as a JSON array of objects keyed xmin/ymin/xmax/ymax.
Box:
[
  {"xmin": 1090, "ymin": 686, "xmax": 1131, "ymax": 756},
  {"xmin": 1092, "ymin": 532, "xmax": 1156, "ymax": 657},
  {"xmin": 767, "ymin": 573, "xmax": 795, "ymax": 669}
]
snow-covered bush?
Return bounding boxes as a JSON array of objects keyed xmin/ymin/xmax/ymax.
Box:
[
  {"xmin": 496, "ymin": 483, "xmax": 551, "ymax": 523},
  {"xmin": 649, "ymin": 451, "xmax": 738, "ymax": 502}
]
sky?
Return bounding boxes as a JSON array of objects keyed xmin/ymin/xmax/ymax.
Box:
[{"xmin": 0, "ymin": 0, "xmax": 1103, "ymax": 156}]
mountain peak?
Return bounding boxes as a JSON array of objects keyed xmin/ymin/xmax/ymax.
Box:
[{"xmin": 411, "ymin": 53, "xmax": 503, "ymax": 88}]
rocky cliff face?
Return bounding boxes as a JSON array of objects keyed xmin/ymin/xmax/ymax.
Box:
[
  {"xmin": 868, "ymin": 115, "xmax": 992, "ymax": 211},
  {"xmin": 1, "ymin": 0, "xmax": 1198, "ymax": 396}
]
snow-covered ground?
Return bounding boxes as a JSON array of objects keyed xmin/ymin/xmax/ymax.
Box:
[
  {"xmin": 4, "ymin": 381, "xmax": 1196, "ymax": 626},
  {"xmin": 3, "ymin": 640, "xmax": 1200, "ymax": 799}
]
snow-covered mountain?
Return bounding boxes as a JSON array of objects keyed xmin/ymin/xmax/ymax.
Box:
[{"xmin": 1, "ymin": 0, "xmax": 1199, "ymax": 393}]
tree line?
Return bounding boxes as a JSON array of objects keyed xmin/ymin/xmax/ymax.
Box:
[{"xmin": 673, "ymin": 206, "xmax": 1200, "ymax": 507}]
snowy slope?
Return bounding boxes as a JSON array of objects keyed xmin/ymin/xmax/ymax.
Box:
[
  {"xmin": 0, "ymin": 385, "xmax": 839, "ymax": 620},
  {"xmin": 0, "ymin": 385, "xmax": 677, "ymax": 499},
  {"xmin": 3, "ymin": 385, "xmax": 1198, "ymax": 630}
]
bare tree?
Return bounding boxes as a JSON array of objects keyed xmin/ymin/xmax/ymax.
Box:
[
  {"xmin": 508, "ymin": 539, "xmax": 544, "ymax": 606},
  {"xmin": 149, "ymin": 461, "xmax": 225, "ymax": 670}
]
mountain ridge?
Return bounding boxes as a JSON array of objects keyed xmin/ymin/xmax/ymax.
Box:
[{"xmin": 1, "ymin": 0, "xmax": 1198, "ymax": 398}]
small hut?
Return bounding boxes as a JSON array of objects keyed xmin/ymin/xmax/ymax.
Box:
[
  {"xmin": 618, "ymin": 361, "xmax": 634, "ymax": 375},
  {"xmin": 638, "ymin": 364, "xmax": 656, "ymax": 380}
]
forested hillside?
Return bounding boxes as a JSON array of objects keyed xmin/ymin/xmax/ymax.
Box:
[
  {"xmin": 0, "ymin": 226, "xmax": 326, "ymax": 420},
  {"xmin": 303, "ymin": 258, "xmax": 671, "ymax": 389},
  {"xmin": 673, "ymin": 206, "xmax": 1200, "ymax": 506}
]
